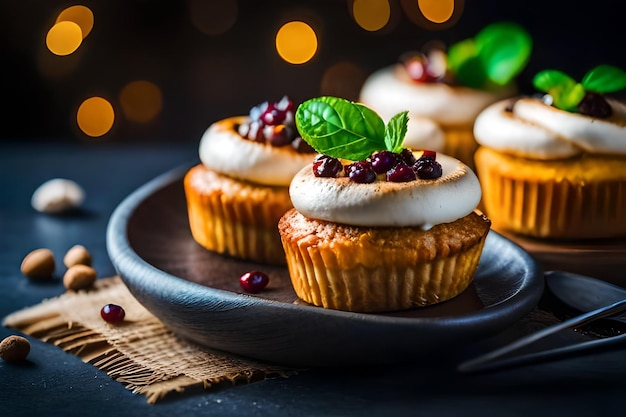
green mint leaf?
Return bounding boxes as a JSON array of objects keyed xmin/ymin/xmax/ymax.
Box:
[
  {"xmin": 476, "ymin": 22, "xmax": 532, "ymax": 86},
  {"xmin": 448, "ymin": 22, "xmax": 532, "ymax": 89},
  {"xmin": 533, "ymin": 70, "xmax": 584, "ymax": 112},
  {"xmin": 453, "ymin": 56, "xmax": 489, "ymax": 89},
  {"xmin": 295, "ymin": 96, "xmax": 386, "ymax": 160},
  {"xmin": 581, "ymin": 65, "xmax": 626, "ymax": 93},
  {"xmin": 447, "ymin": 38, "xmax": 476, "ymax": 79},
  {"xmin": 557, "ymin": 83, "xmax": 586, "ymax": 112},
  {"xmin": 448, "ymin": 39, "xmax": 489, "ymax": 89},
  {"xmin": 384, "ymin": 111, "xmax": 408, "ymax": 153},
  {"xmin": 533, "ymin": 70, "xmax": 575, "ymax": 92}
]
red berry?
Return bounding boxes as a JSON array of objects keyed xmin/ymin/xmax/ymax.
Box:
[
  {"xmin": 421, "ymin": 150, "xmax": 437, "ymax": 160},
  {"xmin": 263, "ymin": 125, "xmax": 292, "ymax": 146},
  {"xmin": 239, "ymin": 271, "xmax": 269, "ymax": 293},
  {"xmin": 404, "ymin": 55, "xmax": 440, "ymax": 83},
  {"xmin": 370, "ymin": 150, "xmax": 399, "ymax": 174},
  {"xmin": 387, "ymin": 161, "xmax": 417, "ymax": 182},
  {"xmin": 100, "ymin": 304, "xmax": 125, "ymax": 323},
  {"xmin": 242, "ymin": 120, "xmax": 264, "ymax": 142},
  {"xmin": 346, "ymin": 161, "xmax": 376, "ymax": 183},
  {"xmin": 260, "ymin": 104, "xmax": 287, "ymax": 126},
  {"xmin": 414, "ymin": 158, "xmax": 443, "ymax": 179},
  {"xmin": 313, "ymin": 155, "xmax": 343, "ymax": 177},
  {"xmin": 578, "ymin": 92, "xmax": 612, "ymax": 118},
  {"xmin": 400, "ymin": 148, "xmax": 417, "ymax": 165}
]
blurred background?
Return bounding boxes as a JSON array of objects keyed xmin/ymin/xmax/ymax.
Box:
[{"xmin": 1, "ymin": 0, "xmax": 625, "ymax": 144}]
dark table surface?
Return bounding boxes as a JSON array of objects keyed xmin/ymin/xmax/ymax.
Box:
[{"xmin": 2, "ymin": 142, "xmax": 626, "ymax": 417}]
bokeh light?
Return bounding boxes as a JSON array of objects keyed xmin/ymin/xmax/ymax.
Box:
[
  {"xmin": 56, "ymin": 5, "xmax": 94, "ymax": 39},
  {"xmin": 321, "ymin": 61, "xmax": 367, "ymax": 101},
  {"xmin": 275, "ymin": 21, "xmax": 317, "ymax": 64},
  {"xmin": 46, "ymin": 21, "xmax": 83, "ymax": 56},
  {"xmin": 188, "ymin": 0, "xmax": 238, "ymax": 35},
  {"xmin": 119, "ymin": 81, "xmax": 163, "ymax": 123},
  {"xmin": 400, "ymin": 0, "xmax": 463, "ymax": 30},
  {"xmin": 77, "ymin": 97, "xmax": 115, "ymax": 137},
  {"xmin": 352, "ymin": 0, "xmax": 391, "ymax": 31},
  {"xmin": 418, "ymin": 0, "xmax": 454, "ymax": 23}
]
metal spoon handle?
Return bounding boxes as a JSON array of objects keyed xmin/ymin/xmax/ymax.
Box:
[{"xmin": 458, "ymin": 299, "xmax": 626, "ymax": 373}]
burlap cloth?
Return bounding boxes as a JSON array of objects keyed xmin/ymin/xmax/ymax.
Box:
[{"xmin": 2, "ymin": 276, "xmax": 296, "ymax": 404}]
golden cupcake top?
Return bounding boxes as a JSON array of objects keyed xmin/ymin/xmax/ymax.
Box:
[
  {"xmin": 291, "ymin": 96, "xmax": 481, "ymax": 228},
  {"xmin": 199, "ymin": 96, "xmax": 316, "ymax": 186}
]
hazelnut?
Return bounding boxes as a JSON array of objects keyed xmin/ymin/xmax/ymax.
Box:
[
  {"xmin": 31, "ymin": 178, "xmax": 85, "ymax": 214},
  {"xmin": 63, "ymin": 264, "xmax": 97, "ymax": 290},
  {"xmin": 20, "ymin": 248, "xmax": 55, "ymax": 279},
  {"xmin": 63, "ymin": 244, "xmax": 92, "ymax": 268},
  {"xmin": 0, "ymin": 335, "xmax": 31, "ymax": 362}
]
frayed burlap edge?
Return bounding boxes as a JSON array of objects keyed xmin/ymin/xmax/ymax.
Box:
[{"xmin": 2, "ymin": 276, "xmax": 297, "ymax": 404}]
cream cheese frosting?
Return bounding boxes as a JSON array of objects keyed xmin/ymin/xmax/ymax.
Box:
[
  {"xmin": 199, "ymin": 116, "xmax": 315, "ymax": 186},
  {"xmin": 474, "ymin": 97, "xmax": 626, "ymax": 160},
  {"xmin": 359, "ymin": 64, "xmax": 516, "ymax": 128},
  {"xmin": 289, "ymin": 154, "xmax": 481, "ymax": 228}
]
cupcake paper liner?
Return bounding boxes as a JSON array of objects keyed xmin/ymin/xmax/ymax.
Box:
[
  {"xmin": 279, "ymin": 210, "xmax": 490, "ymax": 313},
  {"xmin": 184, "ymin": 164, "xmax": 292, "ymax": 265},
  {"xmin": 475, "ymin": 147, "xmax": 626, "ymax": 239}
]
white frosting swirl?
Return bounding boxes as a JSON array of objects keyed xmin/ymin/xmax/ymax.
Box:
[
  {"xmin": 289, "ymin": 154, "xmax": 481, "ymax": 228},
  {"xmin": 474, "ymin": 97, "xmax": 626, "ymax": 160},
  {"xmin": 199, "ymin": 116, "xmax": 315, "ymax": 186},
  {"xmin": 359, "ymin": 64, "xmax": 515, "ymax": 129}
]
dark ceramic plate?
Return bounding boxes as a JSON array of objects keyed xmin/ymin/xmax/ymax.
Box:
[
  {"xmin": 499, "ymin": 230, "xmax": 626, "ymax": 286},
  {"xmin": 106, "ymin": 164, "xmax": 544, "ymax": 367}
]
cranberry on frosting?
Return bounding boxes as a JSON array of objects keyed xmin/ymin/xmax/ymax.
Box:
[
  {"xmin": 312, "ymin": 149, "xmax": 443, "ymax": 183},
  {"xmin": 199, "ymin": 96, "xmax": 317, "ymax": 187},
  {"xmin": 236, "ymin": 96, "xmax": 315, "ymax": 153}
]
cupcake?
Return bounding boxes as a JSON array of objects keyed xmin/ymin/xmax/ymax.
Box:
[
  {"xmin": 359, "ymin": 22, "xmax": 532, "ymax": 169},
  {"xmin": 184, "ymin": 96, "xmax": 316, "ymax": 265},
  {"xmin": 278, "ymin": 96, "xmax": 490, "ymax": 312},
  {"xmin": 473, "ymin": 65, "xmax": 626, "ymax": 239}
]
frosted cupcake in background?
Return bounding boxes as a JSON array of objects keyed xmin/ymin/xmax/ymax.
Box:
[
  {"xmin": 474, "ymin": 65, "xmax": 626, "ymax": 239},
  {"xmin": 359, "ymin": 22, "xmax": 532, "ymax": 169},
  {"xmin": 184, "ymin": 96, "xmax": 316, "ymax": 265}
]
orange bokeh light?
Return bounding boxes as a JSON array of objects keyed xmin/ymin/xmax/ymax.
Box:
[
  {"xmin": 400, "ymin": 0, "xmax": 463, "ymax": 30},
  {"xmin": 352, "ymin": 0, "xmax": 391, "ymax": 31},
  {"xmin": 77, "ymin": 97, "xmax": 115, "ymax": 137},
  {"xmin": 56, "ymin": 5, "xmax": 94, "ymax": 39},
  {"xmin": 46, "ymin": 21, "xmax": 83, "ymax": 56},
  {"xmin": 275, "ymin": 21, "xmax": 317, "ymax": 65},
  {"xmin": 119, "ymin": 81, "xmax": 163, "ymax": 123},
  {"xmin": 418, "ymin": 0, "xmax": 455, "ymax": 23}
]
